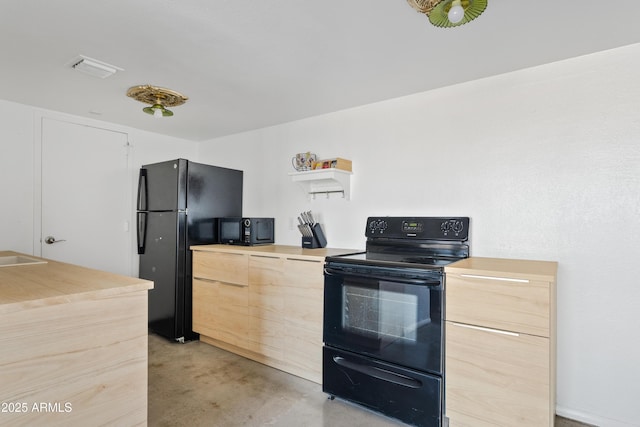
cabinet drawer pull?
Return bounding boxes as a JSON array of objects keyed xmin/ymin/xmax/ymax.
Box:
[
  {"xmin": 194, "ymin": 277, "xmax": 248, "ymax": 287},
  {"xmin": 251, "ymin": 255, "xmax": 280, "ymax": 259},
  {"xmin": 460, "ymin": 274, "xmax": 529, "ymax": 283},
  {"xmin": 449, "ymin": 321, "xmax": 519, "ymax": 337},
  {"xmin": 286, "ymin": 258, "xmax": 321, "ymax": 263}
]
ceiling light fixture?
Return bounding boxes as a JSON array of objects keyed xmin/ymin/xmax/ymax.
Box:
[
  {"xmin": 126, "ymin": 85, "xmax": 188, "ymax": 118},
  {"xmin": 406, "ymin": 0, "xmax": 487, "ymax": 28},
  {"xmin": 71, "ymin": 55, "xmax": 122, "ymax": 78}
]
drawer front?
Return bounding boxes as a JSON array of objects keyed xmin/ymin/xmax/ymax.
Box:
[
  {"xmin": 192, "ymin": 278, "xmax": 248, "ymax": 348},
  {"xmin": 283, "ymin": 258, "xmax": 324, "ymax": 288},
  {"xmin": 193, "ymin": 251, "xmax": 248, "ymax": 285},
  {"xmin": 446, "ymin": 274, "xmax": 550, "ymax": 337},
  {"xmin": 445, "ymin": 321, "xmax": 551, "ymax": 427}
]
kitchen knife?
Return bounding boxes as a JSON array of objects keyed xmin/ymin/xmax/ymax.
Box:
[
  {"xmin": 307, "ymin": 211, "xmax": 316, "ymax": 225},
  {"xmin": 304, "ymin": 224, "xmax": 313, "ymax": 237}
]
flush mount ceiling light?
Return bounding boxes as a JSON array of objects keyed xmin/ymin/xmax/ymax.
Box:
[
  {"xmin": 406, "ymin": 0, "xmax": 487, "ymax": 28},
  {"xmin": 126, "ymin": 85, "xmax": 188, "ymax": 118}
]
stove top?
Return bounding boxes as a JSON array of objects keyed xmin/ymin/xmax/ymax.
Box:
[
  {"xmin": 326, "ymin": 250, "xmax": 461, "ymax": 270},
  {"xmin": 326, "ymin": 216, "xmax": 470, "ymax": 270}
]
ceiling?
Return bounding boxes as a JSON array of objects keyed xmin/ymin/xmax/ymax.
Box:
[{"xmin": 2, "ymin": 1, "xmax": 639, "ymax": 142}]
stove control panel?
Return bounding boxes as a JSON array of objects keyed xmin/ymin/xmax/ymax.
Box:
[
  {"xmin": 368, "ymin": 218, "xmax": 388, "ymax": 233},
  {"xmin": 366, "ymin": 217, "xmax": 469, "ymax": 241},
  {"xmin": 402, "ymin": 220, "xmax": 423, "ymax": 233}
]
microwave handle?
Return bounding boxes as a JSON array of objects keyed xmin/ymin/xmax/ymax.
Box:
[{"xmin": 324, "ymin": 267, "xmax": 440, "ymax": 287}]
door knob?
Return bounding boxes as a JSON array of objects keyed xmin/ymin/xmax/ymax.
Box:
[{"xmin": 44, "ymin": 236, "xmax": 66, "ymax": 244}]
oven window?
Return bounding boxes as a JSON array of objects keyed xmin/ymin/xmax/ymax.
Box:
[
  {"xmin": 324, "ymin": 271, "xmax": 442, "ymax": 374},
  {"xmin": 342, "ymin": 285, "xmax": 427, "ymax": 343}
]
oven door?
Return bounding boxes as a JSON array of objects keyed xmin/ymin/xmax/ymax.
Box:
[{"xmin": 323, "ymin": 262, "xmax": 443, "ymax": 375}]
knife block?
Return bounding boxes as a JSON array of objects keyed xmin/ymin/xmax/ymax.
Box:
[{"xmin": 302, "ymin": 223, "xmax": 327, "ymax": 249}]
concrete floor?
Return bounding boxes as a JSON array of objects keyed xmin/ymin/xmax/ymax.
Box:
[{"xmin": 148, "ymin": 333, "xmax": 593, "ymax": 427}]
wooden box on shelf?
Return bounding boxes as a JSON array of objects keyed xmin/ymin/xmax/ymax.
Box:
[{"xmin": 313, "ymin": 157, "xmax": 352, "ymax": 172}]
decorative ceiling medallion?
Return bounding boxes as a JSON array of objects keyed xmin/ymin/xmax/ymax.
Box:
[
  {"xmin": 406, "ymin": 0, "xmax": 441, "ymax": 15},
  {"xmin": 126, "ymin": 85, "xmax": 188, "ymax": 107}
]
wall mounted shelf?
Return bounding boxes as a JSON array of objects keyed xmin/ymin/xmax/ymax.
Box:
[{"xmin": 289, "ymin": 169, "xmax": 352, "ymax": 200}]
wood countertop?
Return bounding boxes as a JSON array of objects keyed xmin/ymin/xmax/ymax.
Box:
[
  {"xmin": 0, "ymin": 250, "xmax": 153, "ymax": 314},
  {"xmin": 190, "ymin": 244, "xmax": 362, "ymax": 261},
  {"xmin": 446, "ymin": 256, "xmax": 558, "ymax": 282}
]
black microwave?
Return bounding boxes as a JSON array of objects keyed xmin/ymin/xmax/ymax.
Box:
[{"xmin": 218, "ymin": 217, "xmax": 275, "ymax": 246}]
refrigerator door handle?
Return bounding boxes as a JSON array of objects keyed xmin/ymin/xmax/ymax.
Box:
[
  {"xmin": 137, "ymin": 212, "xmax": 147, "ymax": 255},
  {"xmin": 137, "ymin": 168, "xmax": 148, "ymax": 211}
]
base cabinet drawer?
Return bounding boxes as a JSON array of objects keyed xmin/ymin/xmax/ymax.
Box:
[
  {"xmin": 445, "ymin": 321, "xmax": 551, "ymax": 427},
  {"xmin": 192, "ymin": 278, "xmax": 249, "ymax": 349},
  {"xmin": 193, "ymin": 251, "xmax": 248, "ymax": 285},
  {"xmin": 446, "ymin": 274, "xmax": 550, "ymax": 337}
]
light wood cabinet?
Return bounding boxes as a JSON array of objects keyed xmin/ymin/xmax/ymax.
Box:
[
  {"xmin": 192, "ymin": 251, "xmax": 249, "ymax": 349},
  {"xmin": 248, "ymin": 254, "xmax": 286, "ymax": 359},
  {"xmin": 191, "ymin": 245, "xmax": 357, "ymax": 383},
  {"xmin": 444, "ymin": 257, "xmax": 557, "ymax": 427},
  {"xmin": 0, "ymin": 251, "xmax": 152, "ymax": 427},
  {"xmin": 281, "ymin": 257, "xmax": 324, "ymax": 378}
]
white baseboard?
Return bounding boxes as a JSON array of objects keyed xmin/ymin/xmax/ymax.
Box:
[{"xmin": 556, "ymin": 405, "xmax": 639, "ymax": 427}]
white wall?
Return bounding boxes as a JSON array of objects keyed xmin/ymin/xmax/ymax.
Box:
[
  {"xmin": 199, "ymin": 44, "xmax": 640, "ymax": 426},
  {"xmin": 0, "ymin": 103, "xmax": 201, "ymax": 276},
  {"xmin": 0, "ymin": 101, "xmax": 36, "ymax": 254}
]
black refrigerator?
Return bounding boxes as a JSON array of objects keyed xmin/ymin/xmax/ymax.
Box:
[{"xmin": 137, "ymin": 159, "xmax": 243, "ymax": 342}]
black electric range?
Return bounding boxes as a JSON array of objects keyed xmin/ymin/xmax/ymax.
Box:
[{"xmin": 323, "ymin": 216, "xmax": 470, "ymax": 427}]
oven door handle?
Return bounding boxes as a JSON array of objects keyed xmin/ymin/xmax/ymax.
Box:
[
  {"xmin": 324, "ymin": 267, "xmax": 440, "ymax": 287},
  {"xmin": 332, "ymin": 356, "xmax": 422, "ymax": 389}
]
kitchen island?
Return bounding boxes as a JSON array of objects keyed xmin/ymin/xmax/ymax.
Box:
[{"xmin": 0, "ymin": 251, "xmax": 153, "ymax": 427}]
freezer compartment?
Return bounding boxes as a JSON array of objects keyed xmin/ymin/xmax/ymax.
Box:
[
  {"xmin": 138, "ymin": 159, "xmax": 185, "ymax": 211},
  {"xmin": 323, "ymin": 346, "xmax": 442, "ymax": 427}
]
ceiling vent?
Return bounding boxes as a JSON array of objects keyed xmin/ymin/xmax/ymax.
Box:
[{"xmin": 70, "ymin": 55, "xmax": 123, "ymax": 78}]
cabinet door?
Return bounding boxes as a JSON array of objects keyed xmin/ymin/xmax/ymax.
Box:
[
  {"xmin": 192, "ymin": 278, "xmax": 249, "ymax": 349},
  {"xmin": 282, "ymin": 258, "xmax": 324, "ymax": 378},
  {"xmin": 248, "ymin": 255, "xmax": 286, "ymax": 358},
  {"xmin": 445, "ymin": 321, "xmax": 551, "ymax": 427},
  {"xmin": 446, "ymin": 274, "xmax": 550, "ymax": 337},
  {"xmin": 193, "ymin": 251, "xmax": 248, "ymax": 285}
]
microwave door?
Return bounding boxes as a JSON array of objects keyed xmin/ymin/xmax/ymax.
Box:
[{"xmin": 221, "ymin": 220, "xmax": 240, "ymax": 242}]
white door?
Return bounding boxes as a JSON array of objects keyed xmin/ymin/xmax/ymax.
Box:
[{"xmin": 39, "ymin": 117, "xmax": 132, "ymax": 275}]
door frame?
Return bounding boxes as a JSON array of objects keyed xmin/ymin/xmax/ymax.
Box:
[{"xmin": 33, "ymin": 111, "xmax": 135, "ymax": 276}]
